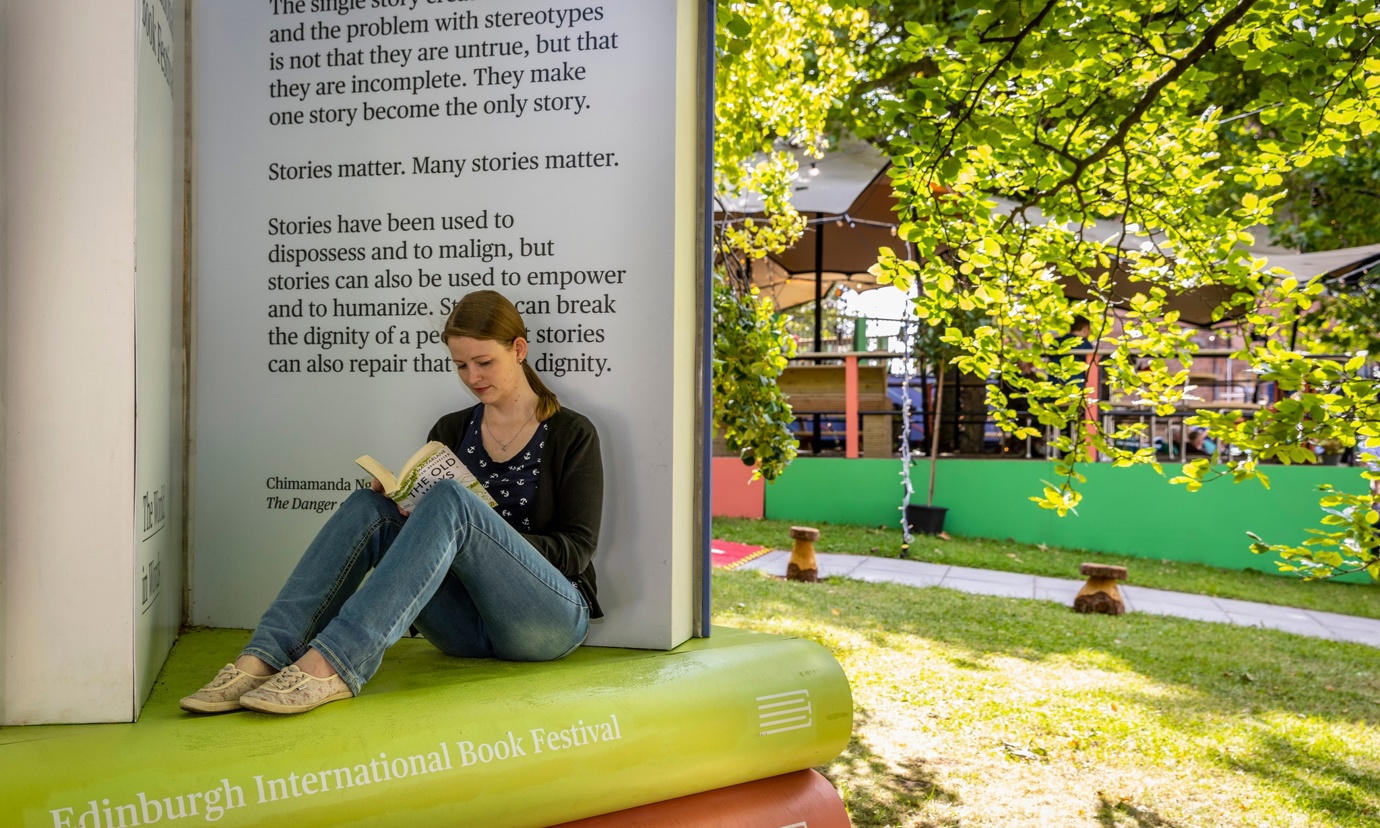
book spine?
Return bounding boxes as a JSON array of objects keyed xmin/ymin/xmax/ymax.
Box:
[{"xmin": 4, "ymin": 635, "xmax": 852, "ymax": 828}]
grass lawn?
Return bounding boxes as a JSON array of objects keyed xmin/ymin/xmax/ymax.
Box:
[
  {"xmin": 713, "ymin": 516, "xmax": 1380, "ymax": 619},
  {"xmin": 713, "ymin": 567, "xmax": 1380, "ymax": 827}
]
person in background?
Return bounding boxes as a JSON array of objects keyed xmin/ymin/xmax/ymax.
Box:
[
  {"xmin": 1042, "ymin": 316, "xmax": 1097, "ymax": 457},
  {"xmin": 999, "ymin": 360, "xmax": 1039, "ymax": 456},
  {"xmin": 1186, "ymin": 426, "xmax": 1217, "ymax": 456},
  {"xmin": 1054, "ymin": 316, "xmax": 1094, "ymax": 390}
]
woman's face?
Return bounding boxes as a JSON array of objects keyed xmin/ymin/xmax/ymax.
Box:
[{"xmin": 447, "ymin": 335, "xmax": 528, "ymax": 404}]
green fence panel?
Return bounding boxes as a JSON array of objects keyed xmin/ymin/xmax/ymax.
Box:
[
  {"xmin": 764, "ymin": 458, "xmax": 1372, "ymax": 580},
  {"xmin": 763, "ymin": 459, "xmax": 909, "ymax": 528}
]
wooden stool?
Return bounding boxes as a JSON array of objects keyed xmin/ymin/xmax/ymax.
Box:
[
  {"xmin": 787, "ymin": 526, "xmax": 820, "ymax": 582},
  {"xmin": 1073, "ymin": 563, "xmax": 1127, "ymax": 615}
]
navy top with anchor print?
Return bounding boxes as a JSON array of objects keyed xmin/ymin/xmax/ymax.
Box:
[{"xmin": 457, "ymin": 404, "xmax": 549, "ymax": 532}]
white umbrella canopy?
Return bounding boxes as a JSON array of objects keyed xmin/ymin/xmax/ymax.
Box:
[
  {"xmin": 1055, "ymin": 237, "xmax": 1380, "ymax": 328},
  {"xmin": 716, "ymin": 139, "xmax": 892, "ymax": 216},
  {"xmin": 717, "ymin": 140, "xmax": 904, "ymax": 312},
  {"xmin": 981, "ymin": 198, "xmax": 1380, "ymax": 327},
  {"xmin": 1270, "ymin": 243, "xmax": 1380, "ymax": 284},
  {"xmin": 745, "ymin": 257, "xmax": 888, "ymax": 311}
]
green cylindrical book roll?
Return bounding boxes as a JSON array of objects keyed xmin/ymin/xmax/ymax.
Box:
[{"xmin": 2, "ymin": 627, "xmax": 852, "ymax": 828}]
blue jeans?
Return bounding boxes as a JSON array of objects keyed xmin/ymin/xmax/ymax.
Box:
[{"xmin": 243, "ymin": 483, "xmax": 589, "ymax": 695}]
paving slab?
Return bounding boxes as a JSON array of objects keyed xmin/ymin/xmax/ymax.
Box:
[
  {"xmin": 814, "ymin": 553, "xmax": 868, "ymax": 578},
  {"xmin": 734, "ymin": 550, "xmax": 788, "ymax": 572},
  {"xmin": 735, "ymin": 551, "xmax": 867, "ymax": 579},
  {"xmin": 852, "ymin": 559, "xmax": 948, "ymax": 587},
  {"xmin": 944, "ymin": 566, "xmax": 1039, "ymax": 586},
  {"xmin": 1224, "ymin": 605, "xmax": 1319, "ymax": 627},
  {"xmin": 1225, "ymin": 613, "xmax": 1337, "ymax": 639},
  {"xmin": 939, "ymin": 577, "xmax": 1035, "ymax": 599},
  {"xmin": 1133, "ymin": 603, "xmax": 1234, "ymax": 623},
  {"xmin": 1304, "ymin": 609, "xmax": 1380, "ymax": 633},
  {"xmin": 1121, "ymin": 586, "xmax": 1222, "ymax": 609},
  {"xmin": 1212, "ymin": 595, "xmax": 1302, "ymax": 618},
  {"xmin": 1034, "ymin": 578, "xmax": 1083, "ymax": 604},
  {"xmin": 1330, "ymin": 627, "xmax": 1380, "ymax": 648},
  {"xmin": 861, "ymin": 558, "xmax": 952, "ymax": 578}
]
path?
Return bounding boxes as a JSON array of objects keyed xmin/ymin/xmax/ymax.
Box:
[{"xmin": 734, "ymin": 550, "xmax": 1380, "ymax": 648}]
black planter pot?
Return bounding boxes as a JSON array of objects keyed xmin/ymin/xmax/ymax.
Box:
[{"xmin": 906, "ymin": 504, "xmax": 948, "ymax": 536}]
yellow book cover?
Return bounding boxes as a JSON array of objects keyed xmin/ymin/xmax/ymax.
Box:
[{"xmin": 356, "ymin": 441, "xmax": 496, "ymax": 512}]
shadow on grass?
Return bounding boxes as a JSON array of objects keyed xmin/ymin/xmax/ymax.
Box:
[
  {"xmin": 730, "ymin": 573, "xmax": 1380, "ymax": 728},
  {"xmin": 1216, "ymin": 731, "xmax": 1380, "ymax": 823},
  {"xmin": 822, "ymin": 706, "xmax": 960, "ymax": 828},
  {"xmin": 715, "ymin": 570, "xmax": 1380, "ymax": 824},
  {"xmin": 1095, "ymin": 793, "xmax": 1187, "ymax": 827}
]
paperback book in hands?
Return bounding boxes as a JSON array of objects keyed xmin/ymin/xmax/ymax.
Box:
[{"xmin": 356, "ymin": 441, "xmax": 496, "ymax": 513}]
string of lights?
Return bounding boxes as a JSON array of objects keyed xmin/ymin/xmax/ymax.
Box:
[{"xmin": 713, "ymin": 212, "xmax": 901, "ymax": 235}]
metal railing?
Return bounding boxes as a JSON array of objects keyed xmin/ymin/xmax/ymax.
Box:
[{"xmin": 767, "ymin": 349, "xmax": 1367, "ymax": 465}]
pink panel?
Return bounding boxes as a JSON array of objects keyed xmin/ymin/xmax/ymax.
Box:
[
  {"xmin": 711, "ymin": 456, "xmax": 765, "ymax": 519},
  {"xmin": 552, "ymin": 770, "xmax": 850, "ymax": 828}
]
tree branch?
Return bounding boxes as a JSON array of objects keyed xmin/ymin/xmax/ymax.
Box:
[{"xmin": 1040, "ymin": 0, "xmax": 1262, "ymax": 201}]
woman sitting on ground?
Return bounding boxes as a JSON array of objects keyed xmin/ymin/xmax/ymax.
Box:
[{"xmin": 181, "ymin": 290, "xmax": 603, "ymax": 715}]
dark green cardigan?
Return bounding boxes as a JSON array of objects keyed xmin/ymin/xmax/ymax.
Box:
[{"xmin": 428, "ymin": 406, "xmax": 604, "ymax": 617}]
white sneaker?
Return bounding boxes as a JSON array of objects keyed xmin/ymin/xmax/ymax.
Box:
[
  {"xmin": 238, "ymin": 665, "xmax": 353, "ymax": 715},
  {"xmin": 179, "ymin": 664, "xmax": 273, "ymax": 713}
]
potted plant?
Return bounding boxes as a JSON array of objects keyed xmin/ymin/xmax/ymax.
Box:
[
  {"xmin": 903, "ymin": 314, "xmax": 985, "ymax": 536},
  {"xmin": 905, "ymin": 391, "xmax": 949, "ymax": 537},
  {"xmin": 1318, "ymin": 437, "xmax": 1346, "ymax": 466}
]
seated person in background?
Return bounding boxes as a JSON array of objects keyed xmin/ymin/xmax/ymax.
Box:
[
  {"xmin": 998, "ymin": 361, "xmax": 1039, "ymax": 455},
  {"xmin": 1054, "ymin": 316, "xmax": 1095, "ymax": 390},
  {"xmin": 1185, "ymin": 427, "xmax": 1216, "ymax": 456}
]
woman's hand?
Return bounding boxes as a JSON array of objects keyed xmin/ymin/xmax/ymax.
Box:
[{"xmin": 369, "ymin": 478, "xmax": 410, "ymax": 517}]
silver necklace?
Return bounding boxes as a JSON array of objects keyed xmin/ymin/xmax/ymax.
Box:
[{"xmin": 485, "ymin": 408, "xmax": 535, "ymax": 452}]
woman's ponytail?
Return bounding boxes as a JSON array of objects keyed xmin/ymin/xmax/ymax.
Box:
[{"xmin": 522, "ymin": 360, "xmax": 561, "ymax": 421}]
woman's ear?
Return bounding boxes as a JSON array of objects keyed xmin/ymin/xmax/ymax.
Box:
[{"xmin": 513, "ymin": 337, "xmax": 528, "ymax": 363}]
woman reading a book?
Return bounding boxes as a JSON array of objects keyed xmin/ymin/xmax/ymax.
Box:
[{"xmin": 181, "ymin": 290, "xmax": 602, "ymax": 714}]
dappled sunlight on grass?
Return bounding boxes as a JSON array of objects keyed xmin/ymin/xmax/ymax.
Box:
[
  {"xmin": 1217, "ymin": 720, "xmax": 1380, "ymax": 817},
  {"xmin": 715, "ymin": 568, "xmax": 1380, "ymax": 827}
]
